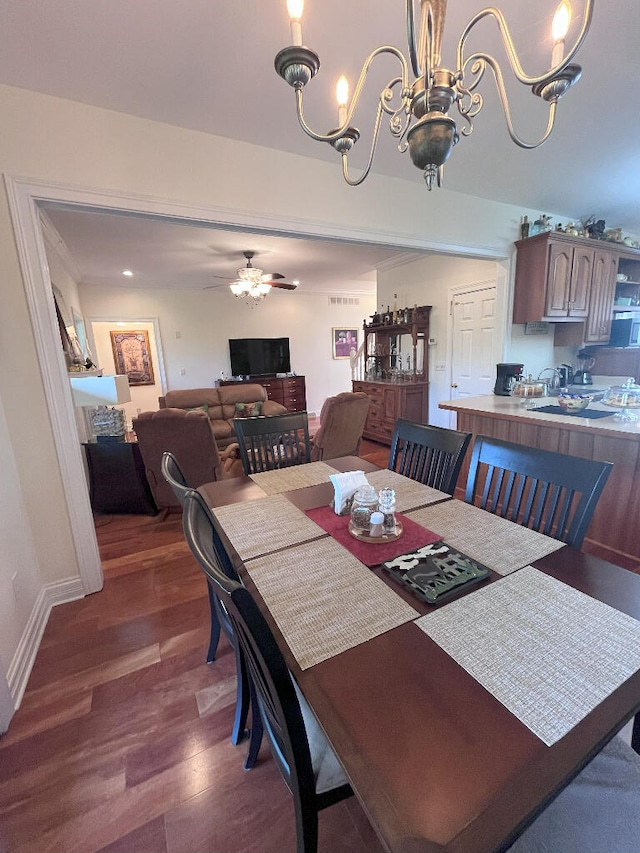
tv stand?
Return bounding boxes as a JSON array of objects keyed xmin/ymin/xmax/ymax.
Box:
[{"xmin": 220, "ymin": 375, "xmax": 306, "ymax": 413}]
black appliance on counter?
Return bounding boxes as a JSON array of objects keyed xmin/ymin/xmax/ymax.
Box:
[
  {"xmin": 494, "ymin": 363, "xmax": 524, "ymax": 396},
  {"xmin": 557, "ymin": 364, "xmax": 574, "ymax": 387},
  {"xmin": 609, "ymin": 317, "xmax": 640, "ymax": 348},
  {"xmin": 573, "ymin": 352, "xmax": 596, "ymax": 386}
]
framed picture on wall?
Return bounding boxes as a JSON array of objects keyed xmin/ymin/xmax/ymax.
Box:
[
  {"xmin": 332, "ymin": 328, "xmax": 359, "ymax": 360},
  {"xmin": 110, "ymin": 330, "xmax": 155, "ymax": 385}
]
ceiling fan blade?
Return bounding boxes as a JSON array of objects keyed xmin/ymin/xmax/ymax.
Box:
[
  {"xmin": 262, "ymin": 272, "xmax": 285, "ymax": 281},
  {"xmin": 268, "ymin": 281, "xmax": 297, "ymax": 290}
]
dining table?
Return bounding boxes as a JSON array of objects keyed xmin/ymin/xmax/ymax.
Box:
[{"xmin": 198, "ymin": 456, "xmax": 640, "ymax": 853}]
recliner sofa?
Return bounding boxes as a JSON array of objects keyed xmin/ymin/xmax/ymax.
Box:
[{"xmin": 158, "ymin": 384, "xmax": 287, "ymax": 449}]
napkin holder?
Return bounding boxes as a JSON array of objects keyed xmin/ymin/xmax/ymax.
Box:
[{"xmin": 329, "ymin": 470, "xmax": 370, "ymax": 515}]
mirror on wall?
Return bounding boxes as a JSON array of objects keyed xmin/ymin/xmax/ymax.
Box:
[{"xmin": 52, "ymin": 284, "xmax": 94, "ymax": 370}]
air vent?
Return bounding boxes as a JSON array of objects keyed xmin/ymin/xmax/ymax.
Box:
[{"xmin": 328, "ymin": 296, "xmax": 361, "ymax": 307}]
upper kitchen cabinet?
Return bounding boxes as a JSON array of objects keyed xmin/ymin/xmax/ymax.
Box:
[
  {"xmin": 514, "ymin": 233, "xmax": 595, "ymax": 322},
  {"xmin": 512, "ymin": 232, "xmax": 636, "ymax": 344},
  {"xmin": 584, "ymin": 250, "xmax": 619, "ymax": 342}
]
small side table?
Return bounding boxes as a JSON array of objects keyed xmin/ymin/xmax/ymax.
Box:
[{"xmin": 83, "ymin": 440, "xmax": 158, "ymax": 515}]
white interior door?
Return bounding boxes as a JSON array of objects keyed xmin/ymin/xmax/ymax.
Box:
[{"xmin": 449, "ymin": 284, "xmax": 499, "ymax": 422}]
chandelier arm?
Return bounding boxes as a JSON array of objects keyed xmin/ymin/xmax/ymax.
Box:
[
  {"xmin": 406, "ymin": 0, "xmax": 421, "ymax": 78},
  {"xmin": 456, "ymin": 1, "xmax": 594, "ymax": 87},
  {"xmin": 341, "ymin": 102, "xmax": 386, "ymax": 186},
  {"xmin": 293, "ymin": 46, "xmax": 409, "ymax": 143},
  {"xmin": 461, "ymin": 52, "xmax": 558, "ymax": 148},
  {"xmin": 421, "ymin": 2, "xmax": 433, "ymax": 90}
]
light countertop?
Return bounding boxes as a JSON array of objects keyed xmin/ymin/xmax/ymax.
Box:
[{"xmin": 438, "ymin": 395, "xmax": 640, "ymax": 438}]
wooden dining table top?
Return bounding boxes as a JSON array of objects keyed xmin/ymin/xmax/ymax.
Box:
[{"xmin": 198, "ymin": 457, "xmax": 640, "ymax": 853}]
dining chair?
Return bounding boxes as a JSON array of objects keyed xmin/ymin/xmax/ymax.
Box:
[
  {"xmin": 161, "ymin": 451, "xmax": 222, "ymax": 664},
  {"xmin": 464, "ymin": 434, "xmax": 613, "ymax": 548},
  {"xmin": 233, "ymin": 411, "xmax": 311, "ymax": 475},
  {"xmin": 388, "ymin": 418, "xmax": 472, "ymax": 495},
  {"xmin": 161, "ymin": 452, "xmax": 256, "ymax": 758},
  {"xmin": 182, "ymin": 489, "xmax": 354, "ymax": 853},
  {"xmin": 505, "ymin": 734, "xmax": 640, "ymax": 852}
]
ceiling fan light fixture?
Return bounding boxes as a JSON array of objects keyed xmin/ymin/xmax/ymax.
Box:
[{"xmin": 229, "ymin": 279, "xmax": 272, "ymax": 303}]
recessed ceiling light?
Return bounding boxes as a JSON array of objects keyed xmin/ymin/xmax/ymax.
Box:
[
  {"xmin": 293, "ymin": 279, "xmax": 300, "ymax": 285},
  {"xmin": 122, "ymin": 270, "xmax": 133, "ymax": 277}
]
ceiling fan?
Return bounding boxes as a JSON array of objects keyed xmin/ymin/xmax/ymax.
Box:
[{"xmin": 206, "ymin": 251, "xmax": 297, "ymax": 295}]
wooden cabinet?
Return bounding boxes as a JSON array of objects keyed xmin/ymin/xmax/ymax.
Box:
[
  {"xmin": 260, "ymin": 376, "xmax": 306, "ymax": 412},
  {"xmin": 514, "ymin": 232, "xmax": 604, "ymax": 322},
  {"xmin": 221, "ymin": 375, "xmax": 306, "ymax": 413},
  {"xmin": 352, "ymin": 305, "xmax": 431, "ymax": 444},
  {"xmin": 352, "ymin": 380, "xmax": 429, "ymax": 444},
  {"xmin": 584, "ymin": 250, "xmax": 618, "ymax": 343},
  {"xmin": 513, "ymin": 232, "xmax": 640, "ymax": 346},
  {"xmin": 545, "ymin": 239, "xmax": 592, "ymax": 318},
  {"xmin": 83, "ymin": 440, "xmax": 157, "ymax": 515}
]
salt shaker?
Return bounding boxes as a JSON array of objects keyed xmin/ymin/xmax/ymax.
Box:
[
  {"xmin": 369, "ymin": 511, "xmax": 384, "ymax": 538},
  {"xmin": 378, "ymin": 488, "xmax": 396, "ymax": 534}
]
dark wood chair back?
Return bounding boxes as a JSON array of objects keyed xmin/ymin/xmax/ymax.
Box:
[
  {"xmin": 233, "ymin": 412, "xmax": 311, "ymax": 475},
  {"xmin": 160, "ymin": 451, "xmax": 190, "ymax": 505},
  {"xmin": 389, "ymin": 418, "xmax": 472, "ymax": 495},
  {"xmin": 182, "ymin": 489, "xmax": 353, "ymax": 852},
  {"xmin": 163, "ymin": 469, "xmax": 256, "ymax": 758},
  {"xmin": 464, "ymin": 434, "xmax": 613, "ymax": 548}
]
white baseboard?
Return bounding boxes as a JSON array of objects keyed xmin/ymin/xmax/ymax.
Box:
[{"xmin": 6, "ymin": 577, "xmax": 86, "ymax": 710}]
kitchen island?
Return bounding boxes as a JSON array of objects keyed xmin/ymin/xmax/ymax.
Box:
[{"xmin": 439, "ymin": 394, "xmax": 640, "ymax": 567}]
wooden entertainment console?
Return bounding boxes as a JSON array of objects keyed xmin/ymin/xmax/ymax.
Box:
[{"xmin": 220, "ymin": 375, "xmax": 306, "ymax": 413}]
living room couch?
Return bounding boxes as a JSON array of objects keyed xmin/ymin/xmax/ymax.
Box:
[{"xmin": 158, "ymin": 384, "xmax": 288, "ymax": 449}]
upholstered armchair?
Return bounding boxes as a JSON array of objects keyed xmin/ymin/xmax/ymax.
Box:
[
  {"xmin": 133, "ymin": 408, "xmax": 242, "ymax": 510},
  {"xmin": 310, "ymin": 391, "xmax": 370, "ymax": 461}
]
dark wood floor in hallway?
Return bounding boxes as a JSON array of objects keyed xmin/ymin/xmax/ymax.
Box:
[{"xmin": 0, "ymin": 441, "xmax": 390, "ymax": 853}]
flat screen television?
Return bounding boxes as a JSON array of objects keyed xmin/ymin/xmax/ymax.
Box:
[{"xmin": 229, "ymin": 337, "xmax": 291, "ymax": 377}]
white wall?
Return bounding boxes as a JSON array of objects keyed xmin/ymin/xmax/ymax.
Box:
[
  {"xmin": 81, "ymin": 286, "xmax": 374, "ymax": 416},
  {"xmin": 0, "ymin": 394, "xmax": 43, "ymax": 695},
  {"xmin": 90, "ymin": 320, "xmax": 163, "ymax": 423},
  {"xmin": 377, "ymin": 254, "xmax": 503, "ymax": 426},
  {"xmin": 0, "ymin": 81, "xmax": 562, "ymax": 717}
]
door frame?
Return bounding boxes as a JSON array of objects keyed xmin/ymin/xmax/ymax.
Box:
[
  {"xmin": 445, "ymin": 267, "xmax": 510, "ymax": 427},
  {"xmin": 5, "ymin": 173, "xmax": 509, "ymax": 600}
]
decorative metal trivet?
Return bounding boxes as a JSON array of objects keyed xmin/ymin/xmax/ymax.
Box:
[{"xmin": 383, "ymin": 541, "xmax": 491, "ymax": 604}]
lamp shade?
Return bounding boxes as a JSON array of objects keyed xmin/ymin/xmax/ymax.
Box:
[{"xmin": 70, "ymin": 374, "xmax": 132, "ymax": 407}]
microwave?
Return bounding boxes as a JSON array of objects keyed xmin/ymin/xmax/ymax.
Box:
[{"xmin": 609, "ymin": 316, "xmax": 640, "ymax": 347}]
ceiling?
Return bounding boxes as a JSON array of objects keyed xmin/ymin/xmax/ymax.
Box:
[
  {"xmin": 7, "ymin": 0, "xmax": 640, "ymax": 290},
  {"xmin": 41, "ymin": 205, "xmax": 422, "ymax": 294}
]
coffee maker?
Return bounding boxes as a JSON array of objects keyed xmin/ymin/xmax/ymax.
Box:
[{"xmin": 494, "ymin": 363, "xmax": 524, "ymax": 396}]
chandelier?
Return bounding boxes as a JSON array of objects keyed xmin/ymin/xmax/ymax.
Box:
[
  {"xmin": 274, "ymin": 0, "xmax": 594, "ymax": 190},
  {"xmin": 229, "ymin": 257, "xmax": 272, "ymax": 304}
]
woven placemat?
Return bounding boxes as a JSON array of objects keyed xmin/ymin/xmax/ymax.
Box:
[
  {"xmin": 249, "ymin": 461, "xmax": 339, "ymax": 495},
  {"xmin": 406, "ymin": 500, "xmax": 564, "ymax": 575},
  {"xmin": 366, "ymin": 469, "xmax": 451, "ymax": 512},
  {"xmin": 416, "ymin": 566, "xmax": 640, "ymax": 745},
  {"xmin": 246, "ymin": 537, "xmax": 419, "ymax": 669},
  {"xmin": 213, "ymin": 494, "xmax": 326, "ymax": 560}
]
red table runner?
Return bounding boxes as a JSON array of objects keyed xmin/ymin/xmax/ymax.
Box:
[{"xmin": 306, "ymin": 505, "xmax": 442, "ymax": 567}]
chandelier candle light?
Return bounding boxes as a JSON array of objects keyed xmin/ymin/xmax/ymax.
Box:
[{"xmin": 275, "ymin": 0, "xmax": 593, "ymax": 189}]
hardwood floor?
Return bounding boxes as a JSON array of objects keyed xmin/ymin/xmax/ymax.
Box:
[{"xmin": 0, "ymin": 440, "xmax": 390, "ymax": 853}]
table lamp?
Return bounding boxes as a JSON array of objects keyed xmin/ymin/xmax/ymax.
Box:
[{"xmin": 70, "ymin": 374, "xmax": 132, "ymax": 442}]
